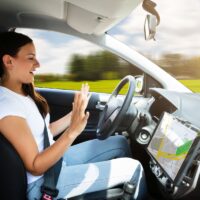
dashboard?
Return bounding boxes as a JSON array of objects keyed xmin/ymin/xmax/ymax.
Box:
[
  {"xmin": 131, "ymin": 88, "xmax": 200, "ymax": 199},
  {"xmin": 149, "ymin": 93, "xmax": 177, "ymax": 119}
]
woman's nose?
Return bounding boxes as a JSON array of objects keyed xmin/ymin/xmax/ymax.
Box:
[{"xmin": 35, "ymin": 59, "xmax": 40, "ymax": 68}]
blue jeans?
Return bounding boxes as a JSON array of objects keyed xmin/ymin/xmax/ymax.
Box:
[{"xmin": 27, "ymin": 135, "xmax": 147, "ymax": 199}]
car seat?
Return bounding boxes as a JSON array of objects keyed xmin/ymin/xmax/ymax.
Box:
[
  {"xmin": 0, "ymin": 133, "xmax": 27, "ymax": 200},
  {"xmin": 0, "ymin": 133, "xmax": 135, "ymax": 200}
]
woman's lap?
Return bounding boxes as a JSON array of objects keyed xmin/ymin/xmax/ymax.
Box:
[
  {"xmin": 57, "ymin": 157, "xmax": 146, "ymax": 199},
  {"xmin": 63, "ymin": 135, "xmax": 132, "ymax": 165},
  {"xmin": 27, "ymin": 136, "xmax": 147, "ymax": 200}
]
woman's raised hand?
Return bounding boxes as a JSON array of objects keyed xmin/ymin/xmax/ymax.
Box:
[{"xmin": 68, "ymin": 83, "xmax": 91, "ymax": 138}]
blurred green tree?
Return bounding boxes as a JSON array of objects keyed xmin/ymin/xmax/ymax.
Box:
[{"xmin": 68, "ymin": 50, "xmax": 141, "ymax": 81}]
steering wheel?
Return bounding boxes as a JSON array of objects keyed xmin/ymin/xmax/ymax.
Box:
[{"xmin": 96, "ymin": 75, "xmax": 136, "ymax": 140}]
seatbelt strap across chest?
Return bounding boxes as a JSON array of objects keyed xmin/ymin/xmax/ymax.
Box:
[{"xmin": 40, "ymin": 120, "xmax": 63, "ymax": 200}]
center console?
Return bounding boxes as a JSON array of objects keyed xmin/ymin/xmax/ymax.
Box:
[{"xmin": 146, "ymin": 112, "xmax": 200, "ymax": 199}]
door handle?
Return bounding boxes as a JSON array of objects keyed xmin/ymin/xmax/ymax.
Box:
[{"xmin": 95, "ymin": 101, "xmax": 106, "ymax": 111}]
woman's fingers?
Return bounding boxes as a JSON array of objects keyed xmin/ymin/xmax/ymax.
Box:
[
  {"xmin": 81, "ymin": 83, "xmax": 89, "ymax": 96},
  {"xmin": 79, "ymin": 83, "xmax": 90, "ymax": 108},
  {"xmin": 69, "ymin": 84, "xmax": 91, "ymax": 136},
  {"xmin": 72, "ymin": 92, "xmax": 79, "ymax": 112},
  {"xmin": 72, "ymin": 83, "xmax": 91, "ymax": 117},
  {"xmin": 82, "ymin": 92, "xmax": 91, "ymax": 111},
  {"xmin": 73, "ymin": 92, "xmax": 79, "ymax": 106}
]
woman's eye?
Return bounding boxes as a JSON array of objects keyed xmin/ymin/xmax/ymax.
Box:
[{"xmin": 28, "ymin": 57, "xmax": 34, "ymax": 60}]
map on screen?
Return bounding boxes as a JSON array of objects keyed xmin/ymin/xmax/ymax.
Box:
[{"xmin": 148, "ymin": 112, "xmax": 197, "ymax": 181}]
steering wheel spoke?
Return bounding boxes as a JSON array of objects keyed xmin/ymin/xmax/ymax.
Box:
[{"xmin": 96, "ymin": 75, "xmax": 136, "ymax": 140}]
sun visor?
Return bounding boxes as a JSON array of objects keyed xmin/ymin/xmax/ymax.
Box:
[
  {"xmin": 64, "ymin": 0, "xmax": 143, "ymax": 35},
  {"xmin": 0, "ymin": 0, "xmax": 143, "ymax": 35}
]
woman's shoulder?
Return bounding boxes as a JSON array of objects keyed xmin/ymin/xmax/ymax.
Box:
[
  {"xmin": 0, "ymin": 90, "xmax": 12, "ymax": 104},
  {"xmin": 0, "ymin": 89, "xmax": 17, "ymax": 105},
  {"xmin": 0, "ymin": 89, "xmax": 26, "ymax": 120}
]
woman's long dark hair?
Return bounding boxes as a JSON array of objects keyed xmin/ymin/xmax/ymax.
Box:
[{"xmin": 0, "ymin": 31, "xmax": 49, "ymax": 116}]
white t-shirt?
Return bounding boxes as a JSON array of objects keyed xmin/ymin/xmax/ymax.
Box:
[{"xmin": 0, "ymin": 86, "xmax": 54, "ymax": 184}]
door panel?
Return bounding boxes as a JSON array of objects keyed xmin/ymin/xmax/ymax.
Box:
[{"xmin": 37, "ymin": 88, "xmax": 109, "ymax": 142}]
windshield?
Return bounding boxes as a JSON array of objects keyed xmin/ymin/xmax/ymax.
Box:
[
  {"xmin": 16, "ymin": 0, "xmax": 200, "ymax": 93},
  {"xmin": 109, "ymin": 0, "xmax": 200, "ymax": 92}
]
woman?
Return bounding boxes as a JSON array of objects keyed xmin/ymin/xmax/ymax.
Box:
[{"xmin": 0, "ymin": 31, "xmax": 147, "ymax": 199}]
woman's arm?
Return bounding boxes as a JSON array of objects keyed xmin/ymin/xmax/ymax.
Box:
[
  {"xmin": 49, "ymin": 111, "xmax": 72, "ymax": 137},
  {"xmin": 0, "ymin": 116, "xmax": 77, "ymax": 175},
  {"xmin": 0, "ymin": 84, "xmax": 90, "ymax": 175}
]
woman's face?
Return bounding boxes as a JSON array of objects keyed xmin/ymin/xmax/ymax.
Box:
[{"xmin": 9, "ymin": 42, "xmax": 40, "ymax": 84}]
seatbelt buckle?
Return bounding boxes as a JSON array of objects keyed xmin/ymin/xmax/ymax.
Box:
[
  {"xmin": 40, "ymin": 186, "xmax": 59, "ymax": 200},
  {"xmin": 40, "ymin": 193, "xmax": 53, "ymax": 200}
]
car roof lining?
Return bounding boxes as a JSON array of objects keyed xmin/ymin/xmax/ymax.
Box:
[{"xmin": 0, "ymin": 0, "xmax": 143, "ymax": 35}]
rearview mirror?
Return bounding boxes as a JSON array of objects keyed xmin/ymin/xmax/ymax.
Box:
[
  {"xmin": 142, "ymin": 0, "xmax": 160, "ymax": 41},
  {"xmin": 144, "ymin": 14, "xmax": 157, "ymax": 41}
]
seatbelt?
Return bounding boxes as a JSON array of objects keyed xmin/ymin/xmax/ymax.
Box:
[{"xmin": 40, "ymin": 120, "xmax": 63, "ymax": 200}]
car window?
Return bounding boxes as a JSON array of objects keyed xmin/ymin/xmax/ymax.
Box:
[{"xmin": 16, "ymin": 28, "xmax": 142, "ymax": 95}]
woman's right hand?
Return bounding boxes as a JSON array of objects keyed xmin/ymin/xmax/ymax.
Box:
[{"xmin": 67, "ymin": 83, "xmax": 91, "ymax": 139}]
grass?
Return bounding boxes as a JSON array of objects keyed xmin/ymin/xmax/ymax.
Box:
[
  {"xmin": 179, "ymin": 80, "xmax": 200, "ymax": 93},
  {"xmin": 35, "ymin": 79, "xmax": 200, "ymax": 93},
  {"xmin": 35, "ymin": 80, "xmax": 128, "ymax": 94}
]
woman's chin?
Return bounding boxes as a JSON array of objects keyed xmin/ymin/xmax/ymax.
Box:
[
  {"xmin": 29, "ymin": 74, "xmax": 35, "ymax": 82},
  {"xmin": 23, "ymin": 78, "xmax": 34, "ymax": 84}
]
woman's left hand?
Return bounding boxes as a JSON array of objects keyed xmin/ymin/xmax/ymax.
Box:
[{"xmin": 67, "ymin": 83, "xmax": 91, "ymax": 138}]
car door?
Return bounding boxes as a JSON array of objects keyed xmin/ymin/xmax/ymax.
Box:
[{"xmin": 38, "ymin": 88, "xmax": 109, "ymax": 143}]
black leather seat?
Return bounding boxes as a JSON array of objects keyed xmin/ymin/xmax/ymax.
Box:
[
  {"xmin": 0, "ymin": 133, "xmax": 27, "ymax": 200},
  {"xmin": 0, "ymin": 133, "xmax": 128, "ymax": 200}
]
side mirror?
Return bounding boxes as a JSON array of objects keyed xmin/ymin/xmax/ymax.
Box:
[
  {"xmin": 144, "ymin": 14, "xmax": 157, "ymax": 41},
  {"xmin": 135, "ymin": 75, "xmax": 144, "ymax": 93}
]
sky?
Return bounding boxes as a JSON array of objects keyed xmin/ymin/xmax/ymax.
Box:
[{"xmin": 17, "ymin": 0, "xmax": 200, "ymax": 74}]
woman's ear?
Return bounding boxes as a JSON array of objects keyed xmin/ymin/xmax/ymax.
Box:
[{"xmin": 2, "ymin": 55, "xmax": 13, "ymax": 69}]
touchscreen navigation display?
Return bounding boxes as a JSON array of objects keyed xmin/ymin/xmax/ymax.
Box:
[{"xmin": 148, "ymin": 112, "xmax": 198, "ymax": 181}]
